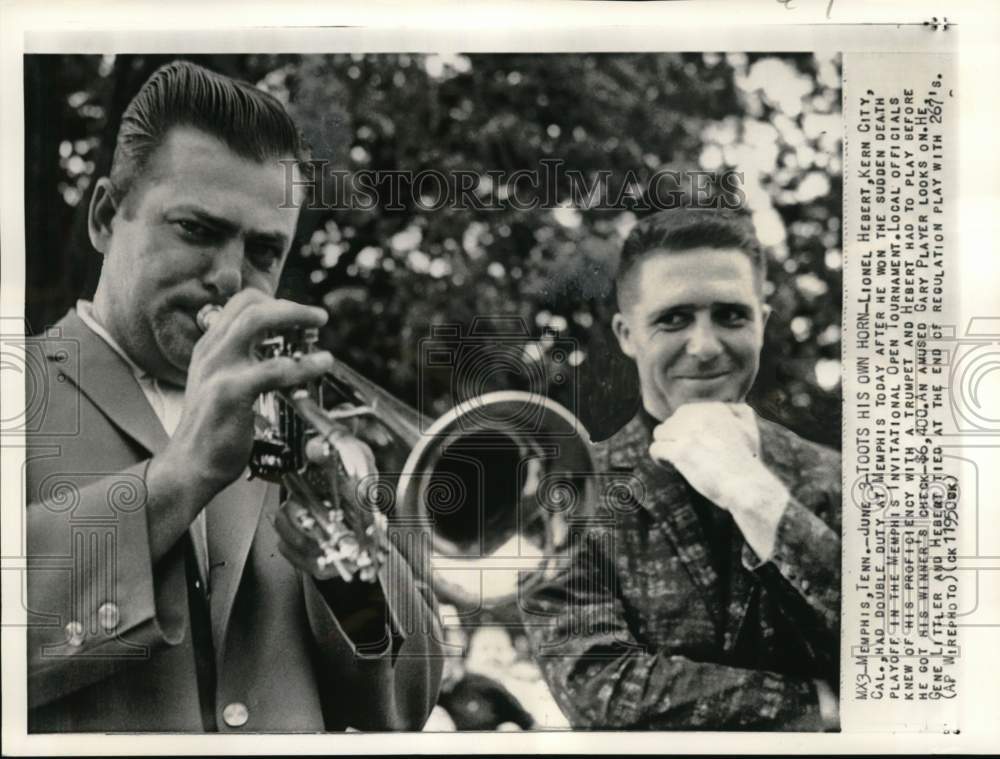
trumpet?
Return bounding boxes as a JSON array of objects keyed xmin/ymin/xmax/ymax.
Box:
[{"xmin": 196, "ymin": 303, "xmax": 596, "ymax": 607}]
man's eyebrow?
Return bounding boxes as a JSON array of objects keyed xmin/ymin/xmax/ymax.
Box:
[
  {"xmin": 246, "ymin": 229, "xmax": 291, "ymax": 249},
  {"xmin": 647, "ymin": 300, "xmax": 753, "ymax": 321},
  {"xmin": 653, "ymin": 303, "xmax": 694, "ymax": 314},
  {"xmin": 712, "ymin": 300, "xmax": 754, "ymax": 311},
  {"xmin": 172, "ymin": 206, "xmax": 290, "ymax": 248}
]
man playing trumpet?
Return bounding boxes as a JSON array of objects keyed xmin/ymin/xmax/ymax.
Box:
[{"xmin": 25, "ymin": 60, "xmax": 442, "ymax": 732}]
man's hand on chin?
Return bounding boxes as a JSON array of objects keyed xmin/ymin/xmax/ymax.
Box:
[{"xmin": 648, "ymin": 401, "xmax": 790, "ymax": 559}]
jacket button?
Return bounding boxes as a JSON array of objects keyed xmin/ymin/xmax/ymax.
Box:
[
  {"xmin": 222, "ymin": 702, "xmax": 249, "ymax": 727},
  {"xmin": 97, "ymin": 602, "xmax": 120, "ymax": 632},
  {"xmin": 65, "ymin": 620, "xmax": 85, "ymax": 647}
]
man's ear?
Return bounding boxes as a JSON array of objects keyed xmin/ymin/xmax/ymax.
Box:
[
  {"xmin": 611, "ymin": 312, "xmax": 636, "ymax": 359},
  {"xmin": 88, "ymin": 178, "xmax": 119, "ymax": 255},
  {"xmin": 761, "ymin": 302, "xmax": 772, "ymax": 328}
]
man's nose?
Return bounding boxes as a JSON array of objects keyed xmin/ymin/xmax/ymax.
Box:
[
  {"xmin": 202, "ymin": 241, "xmax": 243, "ymax": 299},
  {"xmin": 685, "ymin": 312, "xmax": 724, "ymax": 361}
]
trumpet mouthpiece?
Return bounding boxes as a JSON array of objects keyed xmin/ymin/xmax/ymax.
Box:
[{"xmin": 196, "ymin": 303, "xmax": 223, "ymax": 332}]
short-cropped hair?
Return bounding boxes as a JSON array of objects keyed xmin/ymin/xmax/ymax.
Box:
[
  {"xmin": 615, "ymin": 208, "xmax": 767, "ymax": 311},
  {"xmin": 109, "ymin": 60, "xmax": 310, "ymax": 208}
]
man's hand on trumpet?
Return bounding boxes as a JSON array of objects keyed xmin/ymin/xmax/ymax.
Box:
[
  {"xmin": 179, "ymin": 289, "xmax": 333, "ymax": 494},
  {"xmin": 143, "ymin": 289, "xmax": 334, "ymax": 563}
]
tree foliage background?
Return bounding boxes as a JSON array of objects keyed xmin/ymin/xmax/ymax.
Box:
[{"xmin": 25, "ymin": 52, "xmax": 843, "ymax": 448}]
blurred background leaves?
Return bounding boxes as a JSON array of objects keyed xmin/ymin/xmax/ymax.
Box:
[{"xmin": 25, "ymin": 51, "xmax": 842, "ymax": 447}]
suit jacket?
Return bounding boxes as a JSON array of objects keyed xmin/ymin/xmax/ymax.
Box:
[
  {"xmin": 520, "ymin": 412, "xmax": 841, "ymax": 731},
  {"xmin": 25, "ymin": 310, "xmax": 443, "ymax": 732}
]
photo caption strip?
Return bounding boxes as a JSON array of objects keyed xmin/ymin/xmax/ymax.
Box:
[{"xmin": 842, "ymin": 52, "xmax": 960, "ymax": 731}]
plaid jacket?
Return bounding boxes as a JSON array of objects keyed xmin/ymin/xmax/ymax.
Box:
[{"xmin": 520, "ymin": 412, "xmax": 841, "ymax": 730}]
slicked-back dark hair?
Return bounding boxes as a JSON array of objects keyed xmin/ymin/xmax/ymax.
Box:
[
  {"xmin": 615, "ymin": 208, "xmax": 767, "ymax": 311},
  {"xmin": 108, "ymin": 60, "xmax": 310, "ymax": 208}
]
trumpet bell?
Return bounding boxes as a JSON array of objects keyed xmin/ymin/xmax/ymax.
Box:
[
  {"xmin": 396, "ymin": 391, "xmax": 596, "ymax": 609},
  {"xmin": 195, "ymin": 303, "xmax": 599, "ymax": 597}
]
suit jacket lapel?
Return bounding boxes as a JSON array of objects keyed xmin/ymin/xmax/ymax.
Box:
[
  {"xmin": 636, "ymin": 457, "xmax": 725, "ymax": 624},
  {"xmin": 722, "ymin": 528, "xmax": 755, "ymax": 652},
  {"xmin": 49, "ymin": 310, "xmax": 170, "ymax": 456},
  {"xmin": 609, "ymin": 415, "xmax": 724, "ymax": 624},
  {"xmin": 207, "ymin": 475, "xmax": 272, "ymax": 652}
]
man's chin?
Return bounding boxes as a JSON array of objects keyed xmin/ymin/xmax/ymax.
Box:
[
  {"xmin": 155, "ymin": 335, "xmax": 194, "ymax": 385},
  {"xmin": 157, "ymin": 357, "xmax": 191, "ymax": 386}
]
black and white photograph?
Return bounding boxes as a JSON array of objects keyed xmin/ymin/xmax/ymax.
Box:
[{"xmin": 19, "ymin": 49, "xmax": 843, "ymax": 734}]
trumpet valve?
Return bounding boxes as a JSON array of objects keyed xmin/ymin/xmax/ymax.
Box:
[
  {"xmin": 294, "ymin": 511, "xmax": 317, "ymax": 532},
  {"xmin": 334, "ymin": 534, "xmax": 360, "ymax": 560},
  {"xmin": 304, "ymin": 436, "xmax": 333, "ymax": 464}
]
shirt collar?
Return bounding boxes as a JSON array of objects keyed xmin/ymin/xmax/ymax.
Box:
[{"xmin": 76, "ymin": 299, "xmax": 151, "ymax": 380}]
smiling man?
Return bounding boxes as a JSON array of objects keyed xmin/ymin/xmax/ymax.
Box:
[
  {"xmin": 522, "ymin": 208, "xmax": 841, "ymax": 731},
  {"xmin": 25, "ymin": 61, "xmax": 441, "ymax": 732}
]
